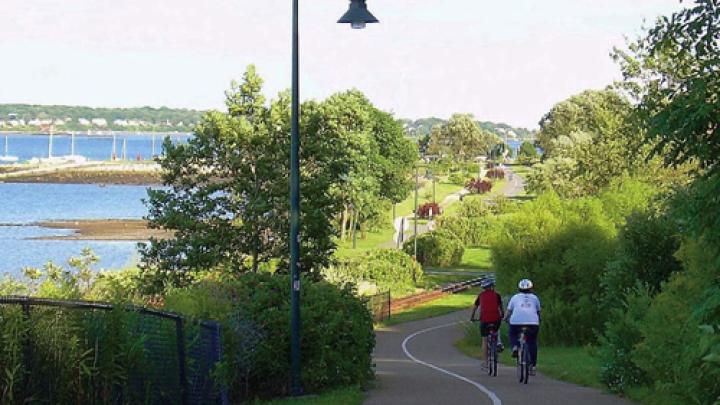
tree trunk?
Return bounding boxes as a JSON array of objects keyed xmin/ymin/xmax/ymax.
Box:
[{"xmin": 340, "ymin": 206, "xmax": 349, "ymax": 241}]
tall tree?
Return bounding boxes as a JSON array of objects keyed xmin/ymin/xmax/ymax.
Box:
[
  {"xmin": 140, "ymin": 66, "xmax": 345, "ymax": 289},
  {"xmin": 428, "ymin": 113, "xmax": 498, "ymax": 161}
]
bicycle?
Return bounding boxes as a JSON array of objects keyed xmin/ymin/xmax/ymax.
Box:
[
  {"xmin": 471, "ymin": 319, "xmax": 500, "ymax": 377},
  {"xmin": 516, "ymin": 326, "xmax": 532, "ymax": 384},
  {"xmin": 485, "ymin": 323, "xmax": 499, "ymax": 377}
]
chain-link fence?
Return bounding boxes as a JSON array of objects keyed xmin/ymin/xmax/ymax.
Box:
[{"xmin": 0, "ymin": 296, "xmax": 227, "ymax": 405}]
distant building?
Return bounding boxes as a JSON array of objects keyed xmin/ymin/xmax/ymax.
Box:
[
  {"xmin": 54, "ymin": 119, "xmax": 66, "ymax": 126},
  {"xmin": 113, "ymin": 119, "xmax": 129, "ymax": 127},
  {"xmin": 177, "ymin": 121, "xmax": 185, "ymax": 127},
  {"xmin": 0, "ymin": 120, "xmax": 6, "ymax": 127},
  {"xmin": 78, "ymin": 118, "xmax": 91, "ymax": 126},
  {"xmin": 28, "ymin": 119, "xmax": 42, "ymax": 126},
  {"xmin": 91, "ymin": 118, "xmax": 108, "ymax": 127}
]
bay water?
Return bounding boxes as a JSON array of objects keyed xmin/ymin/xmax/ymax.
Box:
[{"xmin": 0, "ymin": 183, "xmax": 151, "ymax": 276}]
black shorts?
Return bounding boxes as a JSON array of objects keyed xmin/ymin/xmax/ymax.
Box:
[{"xmin": 480, "ymin": 321, "xmax": 501, "ymax": 337}]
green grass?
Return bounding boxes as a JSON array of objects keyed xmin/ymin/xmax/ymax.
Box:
[
  {"xmin": 252, "ymin": 387, "xmax": 364, "ymax": 405},
  {"xmin": 377, "ymin": 287, "xmax": 479, "ymax": 327},
  {"xmin": 460, "ymin": 247, "xmax": 492, "ymax": 269},
  {"xmin": 456, "ymin": 325, "xmax": 605, "ymax": 390}
]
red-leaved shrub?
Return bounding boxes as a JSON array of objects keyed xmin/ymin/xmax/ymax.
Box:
[
  {"xmin": 465, "ymin": 178, "xmax": 493, "ymax": 194},
  {"xmin": 417, "ymin": 202, "xmax": 441, "ymax": 219},
  {"xmin": 486, "ymin": 168, "xmax": 505, "ymax": 180}
]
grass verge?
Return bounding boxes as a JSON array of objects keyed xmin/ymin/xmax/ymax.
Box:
[
  {"xmin": 252, "ymin": 387, "xmax": 364, "ymax": 405},
  {"xmin": 377, "ymin": 287, "xmax": 478, "ymax": 327}
]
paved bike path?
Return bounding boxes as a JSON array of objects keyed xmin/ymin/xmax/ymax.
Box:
[{"xmin": 366, "ymin": 310, "xmax": 635, "ymax": 405}]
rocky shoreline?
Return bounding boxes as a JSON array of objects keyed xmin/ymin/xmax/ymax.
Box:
[{"xmin": 33, "ymin": 219, "xmax": 172, "ymax": 241}]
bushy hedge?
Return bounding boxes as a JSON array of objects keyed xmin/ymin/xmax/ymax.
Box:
[
  {"xmin": 598, "ymin": 183, "xmax": 720, "ymax": 401},
  {"xmin": 163, "ymin": 273, "xmax": 375, "ymax": 401},
  {"xmin": 417, "ymin": 202, "xmax": 441, "ymax": 219},
  {"xmin": 324, "ymin": 249, "xmax": 422, "ymax": 296},
  {"xmin": 490, "ymin": 184, "xmax": 655, "ymax": 345},
  {"xmin": 403, "ymin": 229, "xmax": 464, "ymax": 267},
  {"xmin": 435, "ymin": 215, "xmax": 497, "ymax": 247}
]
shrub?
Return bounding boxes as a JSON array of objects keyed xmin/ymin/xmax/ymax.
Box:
[
  {"xmin": 466, "ymin": 178, "xmax": 493, "ymax": 194},
  {"xmin": 486, "ymin": 168, "xmax": 505, "ymax": 180},
  {"xmin": 598, "ymin": 289, "xmax": 652, "ymax": 393},
  {"xmin": 417, "ymin": 202, "xmax": 441, "ymax": 219},
  {"xmin": 435, "ymin": 215, "xmax": 497, "ymax": 247},
  {"xmin": 629, "ymin": 240, "xmax": 720, "ymax": 404},
  {"xmin": 324, "ymin": 249, "xmax": 422, "ymax": 296},
  {"xmin": 491, "ymin": 192, "xmax": 617, "ymax": 345},
  {"xmin": 403, "ymin": 229, "xmax": 464, "ymax": 267},
  {"xmin": 164, "ymin": 273, "xmax": 375, "ymax": 401},
  {"xmin": 448, "ymin": 171, "xmax": 470, "ymax": 185},
  {"xmin": 455, "ymin": 198, "xmax": 490, "ymax": 218}
]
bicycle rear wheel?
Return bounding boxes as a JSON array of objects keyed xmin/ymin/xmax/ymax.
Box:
[{"xmin": 520, "ymin": 344, "xmax": 530, "ymax": 384}]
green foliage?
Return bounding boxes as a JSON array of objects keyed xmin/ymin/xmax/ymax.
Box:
[
  {"xmin": 0, "ymin": 302, "xmax": 152, "ymax": 404},
  {"xmin": 614, "ymin": 0, "xmax": 720, "ymax": 175},
  {"xmin": 528, "ymin": 89, "xmax": 646, "ymax": 197},
  {"xmin": 448, "ymin": 171, "xmax": 471, "ymax": 185},
  {"xmin": 145, "ymin": 67, "xmax": 414, "ymax": 288},
  {"xmin": 163, "ymin": 273, "xmax": 375, "ymax": 400},
  {"xmin": 600, "ymin": 208, "xmax": 681, "ymax": 312},
  {"xmin": 435, "ymin": 215, "xmax": 497, "ymax": 247},
  {"xmin": 598, "ymin": 289, "xmax": 652, "ymax": 393},
  {"xmin": 427, "ymin": 114, "xmax": 499, "ymax": 162},
  {"xmin": 518, "ymin": 141, "xmax": 538, "ymax": 160},
  {"xmin": 324, "ymin": 249, "xmax": 422, "ymax": 296},
  {"xmin": 491, "ymin": 192, "xmax": 619, "ymax": 345},
  {"xmin": 403, "ymin": 229, "xmax": 464, "ymax": 267},
  {"xmin": 631, "ymin": 241, "xmax": 720, "ymax": 404}
]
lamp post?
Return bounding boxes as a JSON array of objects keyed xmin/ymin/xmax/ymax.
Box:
[{"xmin": 289, "ymin": 0, "xmax": 378, "ymax": 396}]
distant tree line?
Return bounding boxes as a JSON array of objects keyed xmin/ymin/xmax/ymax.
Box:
[
  {"xmin": 400, "ymin": 117, "xmax": 535, "ymax": 139},
  {"xmin": 0, "ymin": 104, "xmax": 204, "ymax": 132}
]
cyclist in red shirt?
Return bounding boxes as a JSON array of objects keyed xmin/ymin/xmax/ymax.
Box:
[{"xmin": 470, "ymin": 278, "xmax": 504, "ymax": 363}]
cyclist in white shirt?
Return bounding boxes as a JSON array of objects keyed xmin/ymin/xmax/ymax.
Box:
[{"xmin": 505, "ymin": 279, "xmax": 541, "ymax": 375}]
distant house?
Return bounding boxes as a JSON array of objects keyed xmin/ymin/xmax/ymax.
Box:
[
  {"xmin": 91, "ymin": 118, "xmax": 108, "ymax": 127},
  {"xmin": 28, "ymin": 119, "xmax": 42, "ymax": 126},
  {"xmin": 39, "ymin": 119, "xmax": 53, "ymax": 126},
  {"xmin": 0, "ymin": 120, "xmax": 6, "ymax": 127},
  {"xmin": 78, "ymin": 118, "xmax": 91, "ymax": 126},
  {"xmin": 177, "ymin": 121, "xmax": 185, "ymax": 127},
  {"xmin": 54, "ymin": 119, "xmax": 66, "ymax": 126},
  {"xmin": 113, "ymin": 119, "xmax": 129, "ymax": 127}
]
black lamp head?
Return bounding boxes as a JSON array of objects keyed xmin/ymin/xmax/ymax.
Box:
[{"xmin": 337, "ymin": 0, "xmax": 379, "ymax": 29}]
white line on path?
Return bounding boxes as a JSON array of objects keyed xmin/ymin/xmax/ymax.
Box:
[{"xmin": 401, "ymin": 322, "xmax": 503, "ymax": 405}]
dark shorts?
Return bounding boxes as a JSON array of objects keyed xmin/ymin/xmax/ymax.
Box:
[{"xmin": 480, "ymin": 321, "xmax": 501, "ymax": 337}]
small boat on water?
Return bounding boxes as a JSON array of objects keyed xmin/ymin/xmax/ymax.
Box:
[{"xmin": 0, "ymin": 136, "xmax": 19, "ymax": 163}]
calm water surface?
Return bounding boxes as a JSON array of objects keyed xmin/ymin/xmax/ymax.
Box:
[{"xmin": 0, "ymin": 183, "xmax": 151, "ymax": 276}]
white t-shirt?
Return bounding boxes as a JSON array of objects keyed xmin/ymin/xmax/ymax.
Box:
[{"xmin": 507, "ymin": 293, "xmax": 541, "ymax": 325}]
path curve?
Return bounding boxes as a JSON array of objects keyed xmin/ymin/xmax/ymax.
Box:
[{"xmin": 366, "ymin": 310, "xmax": 635, "ymax": 405}]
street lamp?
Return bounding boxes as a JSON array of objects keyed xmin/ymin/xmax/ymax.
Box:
[
  {"xmin": 337, "ymin": 0, "xmax": 379, "ymax": 29},
  {"xmin": 289, "ymin": 0, "xmax": 379, "ymax": 396}
]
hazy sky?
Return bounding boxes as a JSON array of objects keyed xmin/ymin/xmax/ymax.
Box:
[{"xmin": 0, "ymin": 0, "xmax": 684, "ymax": 128}]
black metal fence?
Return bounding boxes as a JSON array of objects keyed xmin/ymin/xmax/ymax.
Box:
[{"xmin": 0, "ymin": 296, "xmax": 227, "ymax": 405}]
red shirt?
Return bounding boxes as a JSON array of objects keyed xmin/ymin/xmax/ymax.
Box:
[{"xmin": 475, "ymin": 290, "xmax": 503, "ymax": 323}]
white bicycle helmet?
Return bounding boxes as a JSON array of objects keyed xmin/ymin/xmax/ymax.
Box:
[{"xmin": 518, "ymin": 279, "xmax": 533, "ymax": 290}]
